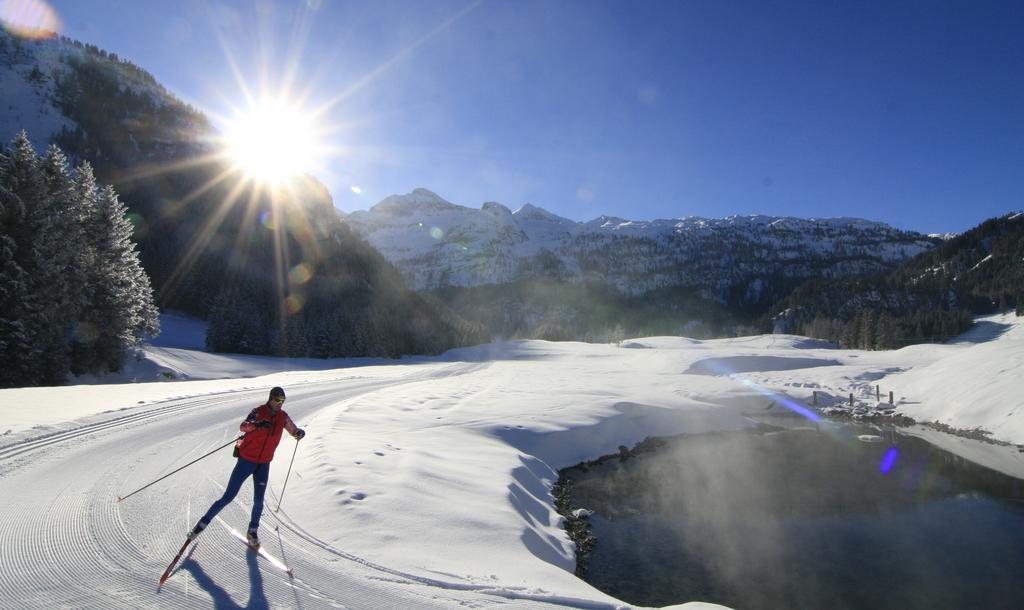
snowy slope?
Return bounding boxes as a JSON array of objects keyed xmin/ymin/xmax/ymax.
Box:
[
  {"xmin": 0, "ymin": 30, "xmax": 211, "ymax": 157},
  {"xmin": 885, "ymin": 314, "xmax": 1024, "ymax": 440},
  {"xmin": 346, "ymin": 189, "xmax": 937, "ymax": 295},
  {"xmin": 1, "ymin": 312, "xmax": 1022, "ymax": 609},
  {"xmin": 0, "ymin": 30, "xmax": 79, "ymax": 145}
]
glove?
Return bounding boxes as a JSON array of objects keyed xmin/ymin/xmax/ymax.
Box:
[
  {"xmin": 255, "ymin": 421, "xmax": 272, "ymax": 430},
  {"xmin": 294, "ymin": 428, "xmax": 306, "ymax": 440}
]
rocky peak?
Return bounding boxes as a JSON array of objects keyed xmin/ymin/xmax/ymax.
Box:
[
  {"xmin": 347, "ymin": 189, "xmax": 939, "ymax": 295},
  {"xmin": 371, "ymin": 188, "xmax": 463, "ymax": 217},
  {"xmin": 512, "ymin": 203, "xmax": 576, "ymax": 226},
  {"xmin": 481, "ymin": 201, "xmax": 512, "ymax": 218}
]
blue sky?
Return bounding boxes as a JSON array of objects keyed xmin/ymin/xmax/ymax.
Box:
[{"xmin": 43, "ymin": 0, "xmax": 1024, "ymax": 233}]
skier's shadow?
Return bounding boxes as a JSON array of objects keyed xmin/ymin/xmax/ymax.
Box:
[{"xmin": 181, "ymin": 550, "xmax": 268, "ymax": 609}]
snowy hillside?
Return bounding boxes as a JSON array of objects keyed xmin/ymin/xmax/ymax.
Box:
[
  {"xmin": 0, "ymin": 30, "xmax": 79, "ymax": 145},
  {"xmin": 0, "ymin": 29, "xmax": 211, "ymax": 157},
  {"xmin": 346, "ymin": 189, "xmax": 937, "ymax": 298},
  {"xmin": 1, "ymin": 312, "xmax": 1021, "ymax": 608}
]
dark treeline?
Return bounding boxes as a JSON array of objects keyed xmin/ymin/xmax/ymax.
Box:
[
  {"xmin": 199, "ymin": 190, "xmax": 484, "ymax": 358},
  {"xmin": 895, "ymin": 214, "xmax": 1024, "ymax": 313},
  {"xmin": 0, "ymin": 133, "xmax": 159, "ymax": 387},
  {"xmin": 769, "ymin": 213, "xmax": 1024, "ymax": 348},
  {"xmin": 435, "ymin": 279, "xmax": 747, "ymax": 343}
]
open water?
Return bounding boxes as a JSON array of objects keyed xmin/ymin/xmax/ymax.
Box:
[{"xmin": 562, "ymin": 423, "xmax": 1024, "ymax": 609}]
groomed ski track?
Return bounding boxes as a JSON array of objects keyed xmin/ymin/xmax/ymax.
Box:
[{"xmin": 0, "ymin": 362, "xmax": 595, "ymax": 609}]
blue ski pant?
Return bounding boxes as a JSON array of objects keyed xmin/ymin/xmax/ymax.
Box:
[{"xmin": 199, "ymin": 457, "xmax": 269, "ymax": 532}]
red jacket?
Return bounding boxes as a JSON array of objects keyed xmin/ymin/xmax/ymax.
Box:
[{"xmin": 237, "ymin": 403, "xmax": 299, "ymax": 464}]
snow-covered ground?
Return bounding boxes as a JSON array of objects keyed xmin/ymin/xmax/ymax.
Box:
[{"xmin": 1, "ymin": 312, "xmax": 1022, "ymax": 609}]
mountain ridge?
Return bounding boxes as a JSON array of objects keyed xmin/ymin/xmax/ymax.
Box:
[{"xmin": 347, "ymin": 188, "xmax": 939, "ymax": 301}]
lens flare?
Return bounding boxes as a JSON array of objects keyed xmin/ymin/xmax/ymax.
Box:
[
  {"xmin": 73, "ymin": 321, "xmax": 98, "ymax": 344},
  {"xmin": 125, "ymin": 212, "xmax": 148, "ymax": 235},
  {"xmin": 285, "ymin": 293, "xmax": 306, "ymax": 315},
  {"xmin": 289, "ymin": 262, "xmax": 314, "ymax": 285},
  {"xmin": 259, "ymin": 210, "xmax": 278, "ymax": 230},
  {"xmin": 0, "ymin": 0, "xmax": 60, "ymax": 39},
  {"xmin": 726, "ymin": 372, "xmax": 821, "ymax": 422},
  {"xmin": 879, "ymin": 447, "xmax": 900, "ymax": 474}
]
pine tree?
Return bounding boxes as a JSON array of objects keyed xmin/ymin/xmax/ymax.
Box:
[
  {"xmin": 67, "ymin": 162, "xmax": 102, "ymax": 373},
  {"xmin": 2, "ymin": 132, "xmax": 55, "ymax": 384},
  {"xmin": 874, "ymin": 312, "xmax": 896, "ymax": 350},
  {"xmin": 308, "ymin": 317, "xmax": 332, "ymax": 358},
  {"xmin": 0, "ymin": 183, "xmax": 31, "ymax": 386},
  {"xmin": 206, "ymin": 288, "xmax": 244, "ymax": 352},
  {"xmin": 206, "ymin": 279, "xmax": 266, "ymax": 355},
  {"xmin": 1, "ymin": 133, "xmax": 159, "ymax": 384},
  {"xmin": 282, "ymin": 315, "xmax": 308, "ymax": 357},
  {"xmin": 87, "ymin": 185, "xmax": 159, "ymax": 372},
  {"xmin": 35, "ymin": 145, "xmax": 88, "ymax": 379}
]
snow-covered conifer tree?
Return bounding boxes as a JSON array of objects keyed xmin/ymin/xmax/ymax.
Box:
[
  {"xmin": 0, "ymin": 132, "xmax": 60, "ymax": 384},
  {"xmin": 67, "ymin": 161, "xmax": 101, "ymax": 373},
  {"xmin": 0, "ymin": 183, "xmax": 31, "ymax": 387},
  {"xmin": 0, "ymin": 133, "xmax": 159, "ymax": 385},
  {"xmin": 87, "ymin": 184, "xmax": 159, "ymax": 372},
  {"xmin": 34, "ymin": 145, "xmax": 89, "ymax": 379}
]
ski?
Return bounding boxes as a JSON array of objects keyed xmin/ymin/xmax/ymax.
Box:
[
  {"xmin": 227, "ymin": 527, "xmax": 293, "ymax": 576},
  {"xmin": 158, "ymin": 537, "xmax": 195, "ymax": 588}
]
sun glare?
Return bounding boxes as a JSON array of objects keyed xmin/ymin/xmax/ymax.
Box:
[
  {"xmin": 0, "ymin": 0, "xmax": 61, "ymax": 38},
  {"xmin": 222, "ymin": 98, "xmax": 321, "ymax": 184}
]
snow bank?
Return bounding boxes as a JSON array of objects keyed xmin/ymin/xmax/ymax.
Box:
[
  {"xmin": 2, "ymin": 312, "xmax": 1023, "ymax": 608},
  {"xmin": 885, "ymin": 313, "xmax": 1024, "ymax": 442}
]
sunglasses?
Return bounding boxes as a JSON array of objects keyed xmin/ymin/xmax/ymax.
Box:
[{"xmin": 271, "ymin": 397, "xmax": 285, "ymax": 404}]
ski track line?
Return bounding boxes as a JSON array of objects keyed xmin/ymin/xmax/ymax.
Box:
[
  {"xmin": 0, "ymin": 393, "xmax": 248, "ymax": 466},
  {"xmin": 0, "ymin": 361, "xmax": 610, "ymax": 610},
  {"xmin": 0, "ymin": 477, "xmax": 60, "ymax": 607},
  {"xmin": 0, "ymin": 363, "xmax": 482, "ymax": 467},
  {"xmin": 5, "ymin": 452, "xmax": 183, "ymax": 608},
  {"xmin": 7, "ymin": 477, "xmax": 142, "ymax": 609}
]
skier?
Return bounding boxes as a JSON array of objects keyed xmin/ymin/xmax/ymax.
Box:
[{"xmin": 187, "ymin": 386, "xmax": 305, "ymax": 548}]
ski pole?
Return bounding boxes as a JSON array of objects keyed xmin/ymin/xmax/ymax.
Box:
[
  {"xmin": 275, "ymin": 437, "xmax": 301, "ymax": 512},
  {"xmin": 117, "ymin": 435, "xmax": 244, "ymax": 503}
]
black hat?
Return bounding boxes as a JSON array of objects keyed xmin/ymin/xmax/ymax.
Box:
[{"xmin": 269, "ymin": 387, "xmax": 286, "ymax": 399}]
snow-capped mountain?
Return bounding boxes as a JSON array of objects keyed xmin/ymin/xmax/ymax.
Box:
[{"xmin": 347, "ymin": 188, "xmax": 937, "ymax": 302}]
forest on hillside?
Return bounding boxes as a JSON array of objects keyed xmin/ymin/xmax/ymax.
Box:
[
  {"xmin": 768, "ymin": 214, "xmax": 1024, "ymax": 349},
  {"xmin": 0, "ymin": 133, "xmax": 158, "ymax": 387}
]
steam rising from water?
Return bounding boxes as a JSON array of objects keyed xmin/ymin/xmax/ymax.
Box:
[{"xmin": 567, "ymin": 427, "xmax": 1024, "ymax": 608}]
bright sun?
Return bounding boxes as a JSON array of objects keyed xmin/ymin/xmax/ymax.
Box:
[{"xmin": 222, "ymin": 98, "xmax": 321, "ymax": 184}]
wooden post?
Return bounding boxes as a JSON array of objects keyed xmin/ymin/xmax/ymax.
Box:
[
  {"xmin": 849, "ymin": 393, "xmax": 854, "ymax": 407},
  {"xmin": 876, "ymin": 385, "xmax": 880, "ymax": 401},
  {"xmin": 889, "ymin": 390, "xmax": 894, "ymax": 405},
  {"xmin": 812, "ymin": 391, "xmax": 818, "ymax": 406}
]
